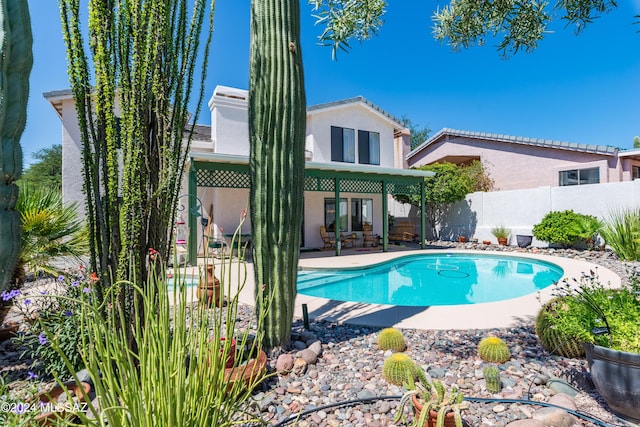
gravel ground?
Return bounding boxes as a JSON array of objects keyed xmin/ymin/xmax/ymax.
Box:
[{"xmin": 1, "ymin": 244, "xmax": 639, "ymax": 427}]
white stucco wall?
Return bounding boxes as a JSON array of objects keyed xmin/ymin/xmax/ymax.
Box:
[
  {"xmin": 441, "ymin": 180, "xmax": 640, "ymax": 245},
  {"xmin": 306, "ymin": 104, "xmax": 396, "ymax": 167},
  {"xmin": 59, "ymin": 98, "xmax": 86, "ymax": 216},
  {"xmin": 208, "ymin": 87, "xmax": 249, "ymax": 155}
]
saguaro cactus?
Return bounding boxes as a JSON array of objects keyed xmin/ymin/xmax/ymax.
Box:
[
  {"xmin": 249, "ymin": 0, "xmax": 306, "ymax": 350},
  {"xmin": 0, "ymin": 0, "xmax": 33, "ymax": 312}
]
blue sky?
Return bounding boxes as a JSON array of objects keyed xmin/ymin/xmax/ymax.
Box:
[{"xmin": 23, "ymin": 1, "xmax": 640, "ymax": 167}]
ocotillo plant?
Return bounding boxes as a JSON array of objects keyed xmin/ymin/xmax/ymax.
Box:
[
  {"xmin": 0, "ymin": 0, "xmax": 33, "ymax": 321},
  {"xmin": 249, "ymin": 0, "xmax": 306, "ymax": 350}
]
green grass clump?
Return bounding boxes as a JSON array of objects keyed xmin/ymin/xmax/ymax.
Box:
[
  {"xmin": 382, "ymin": 353, "xmax": 416, "ymax": 385},
  {"xmin": 377, "ymin": 327, "xmax": 407, "ymax": 352},
  {"xmin": 478, "ymin": 337, "xmax": 511, "ymax": 363}
]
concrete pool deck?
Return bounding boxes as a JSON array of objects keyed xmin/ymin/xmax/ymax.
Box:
[{"xmin": 179, "ymin": 248, "xmax": 621, "ymax": 331}]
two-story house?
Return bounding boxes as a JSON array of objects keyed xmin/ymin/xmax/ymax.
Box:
[{"xmin": 45, "ymin": 85, "xmax": 432, "ymax": 263}]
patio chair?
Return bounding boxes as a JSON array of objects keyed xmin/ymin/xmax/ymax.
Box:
[
  {"xmin": 320, "ymin": 225, "xmax": 336, "ymax": 249},
  {"xmin": 362, "ymin": 223, "xmax": 377, "ymax": 247},
  {"xmin": 337, "ymin": 230, "xmax": 355, "ymax": 248},
  {"xmin": 205, "ymin": 222, "xmax": 230, "ymax": 258}
]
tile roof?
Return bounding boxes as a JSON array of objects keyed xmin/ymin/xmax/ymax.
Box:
[
  {"xmin": 409, "ymin": 128, "xmax": 618, "ymax": 158},
  {"xmin": 307, "ymin": 96, "xmax": 404, "ymax": 128}
]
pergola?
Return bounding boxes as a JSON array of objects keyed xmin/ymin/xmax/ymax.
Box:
[{"xmin": 186, "ymin": 152, "xmax": 434, "ymax": 265}]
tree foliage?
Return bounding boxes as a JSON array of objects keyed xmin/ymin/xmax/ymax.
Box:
[
  {"xmin": 59, "ymin": 0, "xmax": 214, "ymax": 306},
  {"xmin": 433, "ymin": 0, "xmax": 618, "ymax": 56},
  {"xmin": 20, "ymin": 144, "xmax": 62, "ymax": 190},
  {"xmin": 400, "ymin": 116, "xmax": 431, "ymax": 151},
  {"xmin": 395, "ymin": 161, "xmax": 492, "ymax": 239}
]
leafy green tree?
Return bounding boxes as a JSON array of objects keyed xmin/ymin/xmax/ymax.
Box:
[
  {"xmin": 20, "ymin": 145, "xmax": 62, "ymax": 190},
  {"xmin": 59, "ymin": 0, "xmax": 213, "ymax": 309},
  {"xmin": 463, "ymin": 160, "xmax": 495, "ymax": 192},
  {"xmin": 401, "ymin": 116, "xmax": 431, "ymax": 151},
  {"xmin": 633, "ymin": 136, "xmax": 640, "ymax": 149},
  {"xmin": 433, "ymin": 0, "xmax": 618, "ymax": 56}
]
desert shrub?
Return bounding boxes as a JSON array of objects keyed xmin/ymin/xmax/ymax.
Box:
[
  {"xmin": 11, "ymin": 273, "xmax": 94, "ymax": 378},
  {"xmin": 532, "ymin": 210, "xmax": 598, "ymax": 247},
  {"xmin": 549, "ymin": 270, "xmax": 640, "ymax": 353},
  {"xmin": 600, "ymin": 207, "xmax": 640, "ymax": 261}
]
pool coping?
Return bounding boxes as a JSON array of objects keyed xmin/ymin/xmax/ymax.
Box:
[
  {"xmin": 293, "ymin": 249, "xmax": 621, "ymax": 330},
  {"xmin": 180, "ymin": 249, "xmax": 621, "ymax": 331}
]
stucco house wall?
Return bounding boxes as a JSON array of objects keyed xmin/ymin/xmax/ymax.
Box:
[{"xmin": 408, "ymin": 129, "xmax": 640, "ymax": 191}]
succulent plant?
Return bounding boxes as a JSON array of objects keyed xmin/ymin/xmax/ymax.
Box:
[
  {"xmin": 377, "ymin": 327, "xmax": 407, "ymax": 352},
  {"xmin": 382, "ymin": 353, "xmax": 416, "ymax": 386},
  {"xmin": 478, "ymin": 336, "xmax": 511, "ymax": 363},
  {"xmin": 483, "ymin": 365, "xmax": 502, "ymax": 393},
  {"xmin": 535, "ymin": 297, "xmax": 585, "ymax": 358},
  {"xmin": 0, "ymin": 0, "xmax": 33, "ymax": 323}
]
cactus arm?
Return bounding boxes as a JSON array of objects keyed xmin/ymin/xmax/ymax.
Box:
[{"xmin": 0, "ymin": 0, "xmax": 32, "ymax": 299}]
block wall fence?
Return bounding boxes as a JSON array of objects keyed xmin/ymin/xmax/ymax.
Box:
[{"xmin": 421, "ymin": 180, "xmax": 640, "ymax": 246}]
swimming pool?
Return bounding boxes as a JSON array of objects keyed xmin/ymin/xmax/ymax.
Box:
[{"xmin": 297, "ymin": 253, "xmax": 563, "ymax": 306}]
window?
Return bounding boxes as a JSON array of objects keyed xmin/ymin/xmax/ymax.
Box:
[
  {"xmin": 559, "ymin": 167, "xmax": 600, "ymax": 186},
  {"xmin": 358, "ymin": 130, "xmax": 380, "ymax": 165},
  {"xmin": 331, "ymin": 126, "xmax": 355, "ymax": 163},
  {"xmin": 324, "ymin": 198, "xmax": 348, "ymax": 232},
  {"xmin": 633, "ymin": 166, "xmax": 640, "ymax": 180},
  {"xmin": 351, "ymin": 198, "xmax": 373, "ymax": 231}
]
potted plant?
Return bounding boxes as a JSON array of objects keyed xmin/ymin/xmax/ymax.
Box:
[
  {"xmin": 538, "ymin": 271, "xmax": 640, "ymax": 422},
  {"xmin": 491, "ymin": 225, "xmax": 510, "ymax": 246},
  {"xmin": 395, "ymin": 367, "xmax": 468, "ymax": 427}
]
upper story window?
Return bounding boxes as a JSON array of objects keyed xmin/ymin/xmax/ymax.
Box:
[
  {"xmin": 559, "ymin": 167, "xmax": 600, "ymax": 186},
  {"xmin": 633, "ymin": 165, "xmax": 640, "ymax": 180},
  {"xmin": 358, "ymin": 130, "xmax": 380, "ymax": 165},
  {"xmin": 331, "ymin": 126, "xmax": 355, "ymax": 163}
]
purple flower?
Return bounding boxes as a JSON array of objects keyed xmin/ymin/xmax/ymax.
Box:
[
  {"xmin": 24, "ymin": 299, "xmax": 31, "ymax": 305},
  {"xmin": 1, "ymin": 289, "xmax": 20, "ymax": 301},
  {"xmin": 38, "ymin": 333, "xmax": 47, "ymax": 346},
  {"xmin": 71, "ymin": 281, "xmax": 80, "ymax": 287},
  {"xmin": 58, "ymin": 275, "xmax": 65, "ymax": 282},
  {"xmin": 82, "ymin": 287, "xmax": 91, "ymax": 294},
  {"xmin": 27, "ymin": 371, "xmax": 38, "ymax": 380},
  {"xmin": 63, "ymin": 310, "xmax": 72, "ymax": 317},
  {"xmin": 14, "ymin": 403, "xmax": 26, "ymax": 414},
  {"xmin": 40, "ymin": 290, "xmax": 47, "ymax": 295}
]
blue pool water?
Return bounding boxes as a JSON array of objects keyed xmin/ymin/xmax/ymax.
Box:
[{"xmin": 297, "ymin": 253, "xmax": 563, "ymax": 306}]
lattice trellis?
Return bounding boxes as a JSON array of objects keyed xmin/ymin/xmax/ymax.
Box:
[
  {"xmin": 196, "ymin": 169, "xmax": 250, "ymax": 188},
  {"xmin": 340, "ymin": 179, "xmax": 382, "ymax": 193},
  {"xmin": 386, "ymin": 181, "xmax": 420, "ymax": 195}
]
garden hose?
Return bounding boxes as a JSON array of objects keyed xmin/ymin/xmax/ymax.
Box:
[{"xmin": 269, "ymin": 394, "xmax": 622, "ymax": 427}]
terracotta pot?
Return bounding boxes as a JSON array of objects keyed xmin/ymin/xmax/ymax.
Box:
[
  {"xmin": 482, "ymin": 240, "xmax": 491, "ymax": 245},
  {"xmin": 497, "ymin": 237, "xmax": 508, "ymax": 246},
  {"xmin": 34, "ymin": 381, "xmax": 91, "ymax": 426},
  {"xmin": 224, "ymin": 349, "xmax": 268, "ymax": 391},
  {"xmin": 197, "ymin": 264, "xmax": 221, "ymax": 307},
  {"xmin": 217, "ymin": 337, "xmax": 236, "ymax": 369},
  {"xmin": 411, "ymin": 395, "xmax": 457, "ymax": 427},
  {"xmin": 457, "ymin": 236, "xmax": 466, "ymax": 243}
]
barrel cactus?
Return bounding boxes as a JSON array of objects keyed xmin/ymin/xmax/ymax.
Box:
[
  {"xmin": 382, "ymin": 353, "xmax": 416, "ymax": 386},
  {"xmin": 535, "ymin": 297, "xmax": 585, "ymax": 358},
  {"xmin": 0, "ymin": 0, "xmax": 33, "ymax": 322},
  {"xmin": 478, "ymin": 336, "xmax": 511, "ymax": 363},
  {"xmin": 377, "ymin": 327, "xmax": 407, "ymax": 352},
  {"xmin": 483, "ymin": 365, "xmax": 502, "ymax": 393}
]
